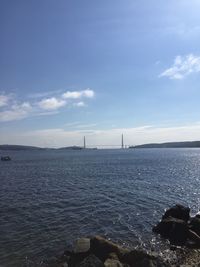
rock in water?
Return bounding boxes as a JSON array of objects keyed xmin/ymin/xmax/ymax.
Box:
[
  {"xmin": 90, "ymin": 236, "xmax": 128, "ymax": 261},
  {"xmin": 162, "ymin": 204, "xmax": 190, "ymax": 222},
  {"xmin": 189, "ymin": 216, "xmax": 200, "ymax": 236},
  {"xmin": 121, "ymin": 249, "xmax": 170, "ymax": 267},
  {"xmin": 64, "ymin": 238, "xmax": 91, "ymax": 266},
  {"xmin": 153, "ymin": 205, "xmax": 200, "ymax": 248},
  {"xmin": 153, "ymin": 217, "xmax": 188, "ymax": 245},
  {"xmin": 76, "ymin": 254, "xmax": 104, "ymax": 267}
]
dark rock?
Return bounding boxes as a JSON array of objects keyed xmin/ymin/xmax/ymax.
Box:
[
  {"xmin": 108, "ymin": 253, "xmax": 119, "ymax": 260},
  {"xmin": 59, "ymin": 250, "xmax": 72, "ymax": 264},
  {"xmin": 162, "ymin": 204, "xmax": 190, "ymax": 222},
  {"xmin": 170, "ymin": 245, "xmax": 177, "ymax": 251},
  {"xmin": 90, "ymin": 236, "xmax": 129, "ymax": 261},
  {"xmin": 76, "ymin": 254, "xmax": 104, "ymax": 267},
  {"xmin": 153, "ymin": 217, "xmax": 188, "ymax": 245},
  {"xmin": 59, "ymin": 263, "xmax": 68, "ymax": 267},
  {"xmin": 187, "ymin": 229, "xmax": 200, "ymax": 247},
  {"xmin": 62, "ymin": 238, "xmax": 90, "ymax": 267},
  {"xmin": 189, "ymin": 216, "xmax": 200, "ymax": 236},
  {"xmin": 67, "ymin": 251, "xmax": 90, "ymax": 267},
  {"xmin": 195, "ymin": 212, "xmax": 200, "ymax": 219},
  {"xmin": 121, "ymin": 250, "xmax": 169, "ymax": 267}
]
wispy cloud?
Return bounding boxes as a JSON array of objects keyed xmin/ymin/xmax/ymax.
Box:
[
  {"xmin": 28, "ymin": 89, "xmax": 62, "ymax": 99},
  {"xmin": 38, "ymin": 97, "xmax": 66, "ymax": 110},
  {"xmin": 62, "ymin": 89, "xmax": 94, "ymax": 99},
  {"xmin": 0, "ymin": 102, "xmax": 32, "ymax": 122},
  {"xmin": 0, "ymin": 88, "xmax": 95, "ymax": 122},
  {"xmin": 0, "ymin": 94, "xmax": 10, "ymax": 107},
  {"xmin": 74, "ymin": 123, "xmax": 97, "ymax": 129},
  {"xmin": 64, "ymin": 121, "xmax": 81, "ymax": 127},
  {"xmin": 73, "ymin": 101, "xmax": 86, "ymax": 107},
  {"xmin": 160, "ymin": 54, "xmax": 200, "ymax": 79},
  {"xmin": 35, "ymin": 110, "xmax": 59, "ymax": 116}
]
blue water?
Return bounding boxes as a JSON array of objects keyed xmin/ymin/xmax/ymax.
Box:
[{"xmin": 1, "ymin": 148, "xmax": 200, "ymax": 266}]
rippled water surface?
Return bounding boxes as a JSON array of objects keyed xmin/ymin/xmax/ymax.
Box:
[{"xmin": 1, "ymin": 148, "xmax": 200, "ymax": 266}]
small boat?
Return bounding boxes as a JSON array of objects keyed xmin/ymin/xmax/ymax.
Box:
[{"xmin": 1, "ymin": 156, "xmax": 11, "ymax": 161}]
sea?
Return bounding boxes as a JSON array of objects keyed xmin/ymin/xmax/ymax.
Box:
[{"xmin": 1, "ymin": 148, "xmax": 200, "ymax": 267}]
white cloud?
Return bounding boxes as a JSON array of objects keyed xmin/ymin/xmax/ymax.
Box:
[
  {"xmin": 62, "ymin": 89, "xmax": 94, "ymax": 99},
  {"xmin": 62, "ymin": 91, "xmax": 82, "ymax": 99},
  {"xmin": 160, "ymin": 54, "xmax": 200, "ymax": 79},
  {"xmin": 12, "ymin": 102, "xmax": 32, "ymax": 112},
  {"xmin": 0, "ymin": 88, "xmax": 95, "ymax": 122},
  {"xmin": 0, "ymin": 102, "xmax": 32, "ymax": 122},
  {"xmin": 38, "ymin": 97, "xmax": 66, "ymax": 110},
  {"xmin": 74, "ymin": 101, "xmax": 86, "ymax": 107},
  {"xmin": 0, "ymin": 110, "xmax": 27, "ymax": 122},
  {"xmin": 82, "ymin": 89, "xmax": 94, "ymax": 98},
  {"xmin": 0, "ymin": 95, "xmax": 10, "ymax": 107}
]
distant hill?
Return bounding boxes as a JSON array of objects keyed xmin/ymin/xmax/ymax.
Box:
[
  {"xmin": 0, "ymin": 145, "xmax": 84, "ymax": 151},
  {"xmin": 0, "ymin": 145, "xmax": 44, "ymax": 151},
  {"xmin": 130, "ymin": 141, "xmax": 200, "ymax": 149}
]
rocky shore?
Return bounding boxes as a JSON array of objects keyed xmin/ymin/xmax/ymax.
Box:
[
  {"xmin": 55, "ymin": 236, "xmax": 169, "ymax": 267},
  {"xmin": 49, "ymin": 205, "xmax": 200, "ymax": 267}
]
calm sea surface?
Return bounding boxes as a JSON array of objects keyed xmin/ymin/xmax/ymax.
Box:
[{"xmin": 1, "ymin": 148, "xmax": 200, "ymax": 266}]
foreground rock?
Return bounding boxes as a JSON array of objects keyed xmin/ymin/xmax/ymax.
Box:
[
  {"xmin": 77, "ymin": 254, "xmax": 104, "ymax": 267},
  {"xmin": 57, "ymin": 236, "xmax": 170, "ymax": 267},
  {"xmin": 153, "ymin": 217, "xmax": 189, "ymax": 245},
  {"xmin": 90, "ymin": 236, "xmax": 129, "ymax": 261},
  {"xmin": 162, "ymin": 204, "xmax": 190, "ymax": 222},
  {"xmin": 153, "ymin": 204, "xmax": 200, "ymax": 248},
  {"xmin": 189, "ymin": 216, "xmax": 200, "ymax": 236}
]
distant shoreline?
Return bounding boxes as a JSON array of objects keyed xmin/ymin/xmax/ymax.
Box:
[
  {"xmin": 1, "ymin": 141, "xmax": 200, "ymax": 150},
  {"xmin": 130, "ymin": 141, "xmax": 200, "ymax": 149},
  {"xmin": 0, "ymin": 144, "xmax": 95, "ymax": 151}
]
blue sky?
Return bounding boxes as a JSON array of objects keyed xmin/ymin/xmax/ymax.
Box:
[{"xmin": 1, "ymin": 0, "xmax": 200, "ymax": 147}]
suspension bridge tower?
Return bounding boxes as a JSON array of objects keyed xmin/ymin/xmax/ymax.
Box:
[
  {"xmin": 121, "ymin": 134, "xmax": 124, "ymax": 149},
  {"xmin": 84, "ymin": 136, "xmax": 86, "ymax": 149}
]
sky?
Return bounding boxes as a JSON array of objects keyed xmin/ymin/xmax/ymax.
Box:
[{"xmin": 1, "ymin": 0, "xmax": 200, "ymax": 147}]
